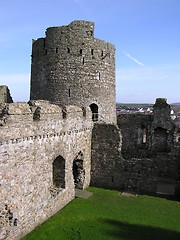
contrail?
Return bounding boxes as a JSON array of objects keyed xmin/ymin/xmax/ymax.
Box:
[{"xmin": 124, "ymin": 51, "xmax": 144, "ymax": 66}]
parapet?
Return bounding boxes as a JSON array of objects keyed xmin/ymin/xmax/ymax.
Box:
[{"xmin": 0, "ymin": 100, "xmax": 92, "ymax": 126}]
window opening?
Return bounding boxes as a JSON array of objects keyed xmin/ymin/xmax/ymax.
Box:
[
  {"xmin": 89, "ymin": 103, "xmax": 98, "ymax": 121},
  {"xmin": 154, "ymin": 127, "xmax": 168, "ymax": 152},
  {"xmin": 62, "ymin": 109, "xmax": 67, "ymax": 119},
  {"xmin": 43, "ymin": 39, "xmax": 46, "ymax": 49},
  {"xmin": 53, "ymin": 155, "xmax": 65, "ymax": 188},
  {"xmin": 142, "ymin": 128, "xmax": 147, "ymax": 143}
]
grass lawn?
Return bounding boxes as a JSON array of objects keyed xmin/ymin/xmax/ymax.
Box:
[{"xmin": 22, "ymin": 187, "xmax": 180, "ymax": 240}]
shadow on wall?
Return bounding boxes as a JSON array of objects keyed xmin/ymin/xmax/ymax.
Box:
[{"xmin": 102, "ymin": 219, "xmax": 180, "ymax": 240}]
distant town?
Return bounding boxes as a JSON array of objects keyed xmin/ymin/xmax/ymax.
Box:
[{"xmin": 116, "ymin": 103, "xmax": 180, "ymax": 121}]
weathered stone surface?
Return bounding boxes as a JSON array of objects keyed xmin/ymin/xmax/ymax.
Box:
[
  {"xmin": 0, "ymin": 85, "xmax": 13, "ymax": 103},
  {"xmin": 91, "ymin": 123, "xmax": 123, "ymax": 189},
  {"xmin": 0, "ymin": 101, "xmax": 93, "ymax": 240},
  {"xmin": 30, "ymin": 20, "xmax": 116, "ymax": 124},
  {"xmin": 117, "ymin": 98, "xmax": 180, "ymax": 195}
]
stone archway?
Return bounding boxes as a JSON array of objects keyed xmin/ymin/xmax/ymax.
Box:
[
  {"xmin": 89, "ymin": 103, "xmax": 98, "ymax": 121},
  {"xmin": 73, "ymin": 151, "xmax": 85, "ymax": 189}
]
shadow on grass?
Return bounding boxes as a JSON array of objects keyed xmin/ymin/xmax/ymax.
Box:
[{"xmin": 103, "ymin": 219, "xmax": 180, "ymax": 240}]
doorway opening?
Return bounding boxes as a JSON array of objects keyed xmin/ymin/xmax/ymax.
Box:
[
  {"xmin": 73, "ymin": 151, "xmax": 84, "ymax": 189},
  {"xmin": 52, "ymin": 155, "xmax": 65, "ymax": 188},
  {"xmin": 89, "ymin": 103, "xmax": 98, "ymax": 121}
]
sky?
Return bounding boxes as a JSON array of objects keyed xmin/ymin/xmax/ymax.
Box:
[{"xmin": 0, "ymin": 0, "xmax": 180, "ymax": 104}]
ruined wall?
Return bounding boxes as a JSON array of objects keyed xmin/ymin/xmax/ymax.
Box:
[
  {"xmin": 116, "ymin": 99, "xmax": 180, "ymax": 196},
  {"xmin": 91, "ymin": 123, "xmax": 123, "ymax": 189},
  {"xmin": 151, "ymin": 98, "xmax": 174, "ymax": 153},
  {"xmin": 117, "ymin": 113, "xmax": 152, "ymax": 158},
  {"xmin": 30, "ymin": 20, "xmax": 116, "ymax": 124},
  {"xmin": 0, "ymin": 85, "xmax": 13, "ymax": 103},
  {"xmin": 0, "ymin": 101, "xmax": 93, "ymax": 240}
]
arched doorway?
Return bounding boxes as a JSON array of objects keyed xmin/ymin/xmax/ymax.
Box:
[
  {"xmin": 89, "ymin": 103, "xmax": 98, "ymax": 121},
  {"xmin": 73, "ymin": 151, "xmax": 84, "ymax": 189},
  {"xmin": 52, "ymin": 155, "xmax": 65, "ymax": 188}
]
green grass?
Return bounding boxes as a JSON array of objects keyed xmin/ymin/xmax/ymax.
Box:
[{"xmin": 22, "ymin": 187, "xmax": 180, "ymax": 240}]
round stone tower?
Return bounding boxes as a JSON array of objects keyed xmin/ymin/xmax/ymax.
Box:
[{"xmin": 30, "ymin": 20, "xmax": 116, "ymax": 124}]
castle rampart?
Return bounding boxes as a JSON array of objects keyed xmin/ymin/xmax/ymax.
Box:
[{"xmin": 0, "ymin": 101, "xmax": 93, "ymax": 240}]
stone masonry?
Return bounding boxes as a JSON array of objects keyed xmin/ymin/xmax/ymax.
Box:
[
  {"xmin": 0, "ymin": 20, "xmax": 118, "ymax": 240},
  {"xmin": 117, "ymin": 98, "xmax": 180, "ymax": 195},
  {"xmin": 0, "ymin": 101, "xmax": 93, "ymax": 239},
  {"xmin": 30, "ymin": 20, "xmax": 116, "ymax": 124},
  {"xmin": 1, "ymin": 20, "xmax": 180, "ymax": 240},
  {"xmin": 0, "ymin": 86, "xmax": 13, "ymax": 104}
]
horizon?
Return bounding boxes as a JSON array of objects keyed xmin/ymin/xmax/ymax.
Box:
[{"xmin": 0, "ymin": 0, "xmax": 179, "ymax": 103}]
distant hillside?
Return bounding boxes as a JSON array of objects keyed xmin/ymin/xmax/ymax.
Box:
[
  {"xmin": 116, "ymin": 103, "xmax": 153, "ymax": 108},
  {"xmin": 171, "ymin": 103, "xmax": 180, "ymax": 106}
]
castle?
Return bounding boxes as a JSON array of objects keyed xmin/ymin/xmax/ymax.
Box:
[{"xmin": 0, "ymin": 20, "xmax": 180, "ymax": 240}]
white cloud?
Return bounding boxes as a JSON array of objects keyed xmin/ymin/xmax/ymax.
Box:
[{"xmin": 123, "ymin": 51, "xmax": 144, "ymax": 66}]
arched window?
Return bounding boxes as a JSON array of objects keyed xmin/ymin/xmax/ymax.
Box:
[
  {"xmin": 53, "ymin": 155, "xmax": 65, "ymax": 188},
  {"xmin": 89, "ymin": 103, "xmax": 98, "ymax": 121}
]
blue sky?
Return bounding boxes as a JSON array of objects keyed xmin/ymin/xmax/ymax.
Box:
[{"xmin": 0, "ymin": 0, "xmax": 179, "ymax": 103}]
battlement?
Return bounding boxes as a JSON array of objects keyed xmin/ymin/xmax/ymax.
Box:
[
  {"xmin": 0, "ymin": 102, "xmax": 93, "ymax": 240},
  {"xmin": 0, "ymin": 100, "xmax": 92, "ymax": 143},
  {"xmin": 32, "ymin": 20, "xmax": 114, "ymax": 64}
]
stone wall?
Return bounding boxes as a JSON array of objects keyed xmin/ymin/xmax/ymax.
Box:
[
  {"xmin": 0, "ymin": 101, "xmax": 93, "ymax": 240},
  {"xmin": 117, "ymin": 113, "xmax": 152, "ymax": 158},
  {"xmin": 30, "ymin": 20, "xmax": 116, "ymax": 124},
  {"xmin": 116, "ymin": 99, "xmax": 180, "ymax": 196},
  {"xmin": 91, "ymin": 123, "xmax": 124, "ymax": 189},
  {"xmin": 0, "ymin": 85, "xmax": 13, "ymax": 103}
]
